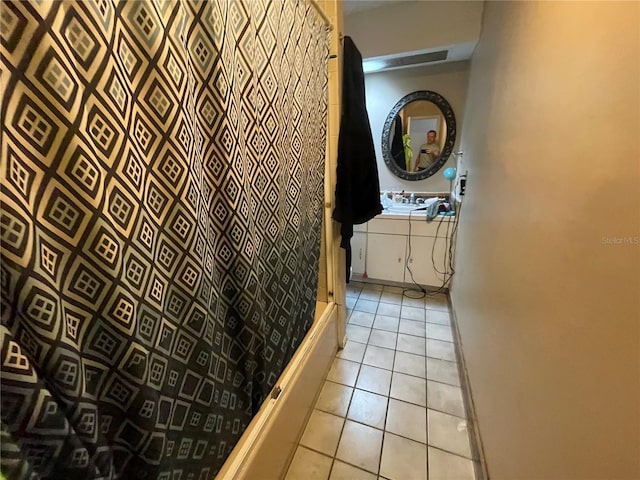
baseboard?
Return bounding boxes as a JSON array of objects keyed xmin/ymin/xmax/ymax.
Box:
[
  {"xmin": 350, "ymin": 275, "xmax": 449, "ymax": 293},
  {"xmin": 449, "ymin": 296, "xmax": 490, "ymax": 480}
]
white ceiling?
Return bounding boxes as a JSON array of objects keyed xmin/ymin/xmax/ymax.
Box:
[
  {"xmin": 342, "ymin": 0, "xmax": 403, "ymax": 16},
  {"xmin": 342, "ymin": 0, "xmax": 480, "ymax": 70}
]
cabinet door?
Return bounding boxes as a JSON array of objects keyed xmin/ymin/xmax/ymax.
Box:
[
  {"xmin": 367, "ymin": 233, "xmax": 406, "ymax": 282},
  {"xmin": 406, "ymin": 236, "xmax": 452, "ymax": 287},
  {"xmin": 351, "ymin": 232, "xmax": 367, "ymax": 276}
]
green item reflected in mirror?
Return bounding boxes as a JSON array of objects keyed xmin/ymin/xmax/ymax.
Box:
[{"xmin": 402, "ymin": 133, "xmax": 412, "ymax": 171}]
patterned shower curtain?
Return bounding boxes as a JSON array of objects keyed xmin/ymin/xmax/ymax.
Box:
[{"xmin": 0, "ymin": 0, "xmax": 329, "ymax": 478}]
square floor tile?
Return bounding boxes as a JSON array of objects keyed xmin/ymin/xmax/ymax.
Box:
[
  {"xmin": 327, "ymin": 358, "xmax": 360, "ymax": 387},
  {"xmin": 356, "ymin": 364, "xmax": 392, "ymax": 396},
  {"xmin": 386, "ymin": 398, "xmax": 427, "ymax": 443},
  {"xmin": 346, "ymin": 286, "xmax": 361, "ymax": 298},
  {"xmin": 299, "ymin": 409, "xmax": 344, "ymax": 456},
  {"xmin": 285, "ymin": 446, "xmax": 333, "ymax": 480},
  {"xmin": 347, "ymin": 324, "xmax": 371, "ymax": 344},
  {"xmin": 390, "ymin": 372, "xmax": 426, "ymax": 407},
  {"xmin": 396, "ymin": 333, "xmax": 426, "ymax": 355},
  {"xmin": 363, "ymin": 283, "xmax": 384, "ymax": 291},
  {"xmin": 363, "ymin": 345, "xmax": 395, "ymax": 370},
  {"xmin": 376, "ymin": 302, "xmax": 401, "ymax": 317},
  {"xmin": 346, "ymin": 296, "xmax": 357, "ymax": 309},
  {"xmin": 427, "ymin": 357, "xmax": 460, "ymax": 386},
  {"xmin": 368, "ymin": 329, "xmax": 397, "ymax": 349},
  {"xmin": 355, "ymin": 299, "xmax": 378, "ymax": 314},
  {"xmin": 398, "ymin": 319, "xmax": 426, "ymax": 337},
  {"xmin": 428, "ymin": 409, "xmax": 471, "ymax": 458},
  {"xmin": 427, "ymin": 380, "xmax": 466, "ymax": 418},
  {"xmin": 380, "ymin": 292, "xmax": 402, "ymax": 305},
  {"xmin": 428, "ymin": 447, "xmax": 476, "ymax": 480},
  {"xmin": 426, "ymin": 338, "xmax": 456, "ymax": 362},
  {"xmin": 360, "ymin": 289, "xmax": 382, "ymax": 302},
  {"xmin": 336, "ymin": 420, "xmax": 383, "ymax": 474},
  {"xmin": 425, "ymin": 323, "xmax": 454, "ymax": 342},
  {"xmin": 400, "ymin": 305, "xmax": 425, "ymax": 321},
  {"xmin": 349, "ymin": 311, "xmax": 375, "ymax": 328},
  {"xmin": 426, "ymin": 309, "xmax": 451, "ymax": 326},
  {"xmin": 380, "ymin": 432, "xmax": 427, "ymax": 480},
  {"xmin": 401, "ymin": 295, "xmax": 424, "ymax": 308},
  {"xmin": 425, "ymin": 294, "xmax": 449, "ymax": 311},
  {"xmin": 373, "ymin": 315, "xmax": 399, "ymax": 332},
  {"xmin": 393, "ymin": 351, "xmax": 426, "ymax": 378},
  {"xmin": 337, "ymin": 340, "xmax": 366, "ymax": 363},
  {"xmin": 315, "ymin": 381, "xmax": 353, "ymax": 417},
  {"xmin": 347, "ymin": 389, "xmax": 388, "ymax": 429},
  {"xmin": 330, "ymin": 460, "xmax": 377, "ymax": 480}
]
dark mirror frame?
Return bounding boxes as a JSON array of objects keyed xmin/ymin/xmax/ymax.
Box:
[{"xmin": 381, "ymin": 90, "xmax": 457, "ymax": 181}]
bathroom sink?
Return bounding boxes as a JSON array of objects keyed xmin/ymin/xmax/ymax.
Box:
[
  {"xmin": 382, "ymin": 196, "xmax": 444, "ymax": 215},
  {"xmin": 383, "ymin": 204, "xmax": 428, "ymax": 214}
]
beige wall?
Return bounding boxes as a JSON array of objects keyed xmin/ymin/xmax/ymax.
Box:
[
  {"xmin": 345, "ymin": 1, "xmax": 483, "ymax": 59},
  {"xmin": 453, "ymin": 1, "xmax": 640, "ymax": 478},
  {"xmin": 365, "ymin": 61, "xmax": 470, "ymax": 192}
]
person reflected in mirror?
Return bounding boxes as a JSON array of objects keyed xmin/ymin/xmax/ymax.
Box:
[{"xmin": 414, "ymin": 130, "xmax": 440, "ymax": 171}]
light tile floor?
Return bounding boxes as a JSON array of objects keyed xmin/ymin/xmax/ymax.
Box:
[{"xmin": 285, "ymin": 282, "xmax": 479, "ymax": 480}]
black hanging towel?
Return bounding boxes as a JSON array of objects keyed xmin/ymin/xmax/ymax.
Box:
[{"xmin": 332, "ymin": 36, "xmax": 383, "ymax": 282}]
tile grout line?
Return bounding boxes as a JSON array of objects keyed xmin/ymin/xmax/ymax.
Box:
[
  {"xmin": 315, "ymin": 399, "xmax": 469, "ymax": 433},
  {"xmin": 310, "ymin": 284, "xmax": 474, "ymax": 479},
  {"xmin": 319, "ymin": 380, "xmax": 465, "ymax": 421},
  {"xmin": 298, "ymin": 443, "xmax": 380, "ymax": 478},
  {"xmin": 335, "ymin": 350, "xmax": 389, "ymax": 477},
  {"xmin": 344, "ymin": 344, "xmax": 464, "ymax": 389},
  {"xmin": 327, "ymin": 357, "xmax": 360, "ymax": 478}
]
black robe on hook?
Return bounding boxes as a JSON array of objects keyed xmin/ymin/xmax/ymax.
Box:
[
  {"xmin": 391, "ymin": 116, "xmax": 406, "ymax": 170},
  {"xmin": 332, "ymin": 36, "xmax": 383, "ymax": 283}
]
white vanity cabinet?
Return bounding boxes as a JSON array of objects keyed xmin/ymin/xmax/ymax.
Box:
[
  {"xmin": 361, "ymin": 215, "xmax": 455, "ymax": 288},
  {"xmin": 367, "ymin": 233, "xmax": 406, "ymax": 282},
  {"xmin": 405, "ymin": 235, "xmax": 449, "ymax": 287},
  {"xmin": 351, "ymin": 225, "xmax": 367, "ymax": 276}
]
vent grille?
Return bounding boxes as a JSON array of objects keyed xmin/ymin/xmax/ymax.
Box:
[
  {"xmin": 385, "ymin": 50, "xmax": 448, "ymax": 69},
  {"xmin": 363, "ymin": 49, "xmax": 450, "ymax": 73}
]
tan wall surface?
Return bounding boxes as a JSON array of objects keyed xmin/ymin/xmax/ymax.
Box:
[{"xmin": 452, "ymin": 1, "xmax": 640, "ymax": 478}]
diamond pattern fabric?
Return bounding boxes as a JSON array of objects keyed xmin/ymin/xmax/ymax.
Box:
[{"xmin": 0, "ymin": 0, "xmax": 329, "ymax": 478}]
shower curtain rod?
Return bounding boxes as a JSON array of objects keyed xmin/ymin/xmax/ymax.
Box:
[{"xmin": 309, "ymin": 0, "xmax": 335, "ymax": 31}]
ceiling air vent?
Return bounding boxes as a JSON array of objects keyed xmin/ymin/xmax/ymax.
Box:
[
  {"xmin": 387, "ymin": 50, "xmax": 448, "ymax": 68},
  {"xmin": 363, "ymin": 49, "xmax": 449, "ymax": 73}
]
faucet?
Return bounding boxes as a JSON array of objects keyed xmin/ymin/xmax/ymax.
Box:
[{"xmin": 410, "ymin": 192, "xmax": 415, "ymax": 204}]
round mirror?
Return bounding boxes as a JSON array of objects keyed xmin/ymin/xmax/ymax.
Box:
[{"xmin": 381, "ymin": 91, "xmax": 456, "ymax": 181}]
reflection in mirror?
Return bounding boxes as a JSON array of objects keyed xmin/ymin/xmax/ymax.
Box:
[{"xmin": 382, "ymin": 91, "xmax": 456, "ymax": 181}]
